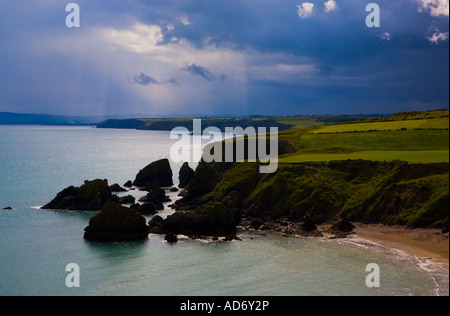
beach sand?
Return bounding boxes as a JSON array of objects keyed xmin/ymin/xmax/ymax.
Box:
[{"xmin": 352, "ymin": 224, "xmax": 449, "ymax": 271}]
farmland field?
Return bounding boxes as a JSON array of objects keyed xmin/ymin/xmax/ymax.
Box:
[{"xmin": 278, "ymin": 110, "xmax": 449, "ymax": 164}]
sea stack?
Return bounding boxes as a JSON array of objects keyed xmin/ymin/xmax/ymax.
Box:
[
  {"xmin": 84, "ymin": 202, "xmax": 149, "ymax": 241},
  {"xmin": 179, "ymin": 162, "xmax": 195, "ymax": 188},
  {"xmin": 133, "ymin": 159, "xmax": 174, "ymax": 187},
  {"xmin": 42, "ymin": 179, "xmax": 113, "ymax": 211}
]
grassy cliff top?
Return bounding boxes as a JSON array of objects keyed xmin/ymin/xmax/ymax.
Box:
[{"xmin": 278, "ymin": 110, "xmax": 449, "ymax": 164}]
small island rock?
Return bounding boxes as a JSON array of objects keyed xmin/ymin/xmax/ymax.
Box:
[
  {"xmin": 179, "ymin": 162, "xmax": 195, "ymax": 188},
  {"xmin": 84, "ymin": 202, "xmax": 149, "ymax": 241},
  {"xmin": 133, "ymin": 159, "xmax": 173, "ymax": 187},
  {"xmin": 42, "ymin": 179, "xmax": 113, "ymax": 211}
]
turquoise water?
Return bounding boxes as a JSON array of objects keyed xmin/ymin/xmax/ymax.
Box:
[{"xmin": 0, "ymin": 126, "xmax": 443, "ymax": 296}]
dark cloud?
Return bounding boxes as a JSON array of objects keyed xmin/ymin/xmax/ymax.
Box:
[
  {"xmin": 0, "ymin": 0, "xmax": 448, "ymax": 116},
  {"xmin": 182, "ymin": 64, "xmax": 214, "ymax": 81},
  {"xmin": 131, "ymin": 73, "xmax": 178, "ymax": 86},
  {"xmin": 132, "ymin": 73, "xmax": 160, "ymax": 85}
]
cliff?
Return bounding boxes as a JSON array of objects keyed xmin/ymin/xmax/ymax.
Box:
[{"xmin": 177, "ymin": 160, "xmax": 449, "ymax": 230}]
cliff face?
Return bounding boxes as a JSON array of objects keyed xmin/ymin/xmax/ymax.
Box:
[{"xmin": 179, "ymin": 160, "xmax": 449, "ymax": 229}]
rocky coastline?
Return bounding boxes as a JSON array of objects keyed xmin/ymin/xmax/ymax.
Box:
[{"xmin": 41, "ymin": 155, "xmax": 449, "ymax": 243}]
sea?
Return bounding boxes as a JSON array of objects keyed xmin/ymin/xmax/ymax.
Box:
[{"xmin": 0, "ymin": 125, "xmax": 447, "ymax": 296}]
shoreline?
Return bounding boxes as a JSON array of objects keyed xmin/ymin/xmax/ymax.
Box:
[{"xmin": 349, "ymin": 223, "xmax": 449, "ymax": 296}]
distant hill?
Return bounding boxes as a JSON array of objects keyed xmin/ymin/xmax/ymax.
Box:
[{"xmin": 0, "ymin": 112, "xmax": 110, "ymax": 125}]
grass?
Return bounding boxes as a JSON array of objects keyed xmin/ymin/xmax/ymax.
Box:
[
  {"xmin": 299, "ymin": 130, "xmax": 449, "ymax": 152},
  {"xmin": 279, "ymin": 150, "xmax": 449, "ymax": 164},
  {"xmin": 310, "ymin": 117, "xmax": 449, "ymax": 134},
  {"xmin": 276, "ymin": 110, "xmax": 449, "ymax": 164}
]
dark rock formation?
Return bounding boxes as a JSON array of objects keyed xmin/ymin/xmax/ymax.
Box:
[
  {"xmin": 301, "ymin": 216, "xmax": 317, "ymax": 232},
  {"xmin": 42, "ymin": 179, "xmax": 113, "ymax": 211},
  {"xmin": 153, "ymin": 202, "xmax": 164, "ymax": 211},
  {"xmin": 330, "ymin": 218, "xmax": 355, "ymax": 233},
  {"xmin": 133, "ymin": 159, "xmax": 173, "ymax": 187},
  {"xmin": 138, "ymin": 203, "xmax": 157, "ymax": 215},
  {"xmin": 3, "ymin": 207, "xmax": 13, "ymax": 211},
  {"xmin": 170, "ymin": 187, "xmax": 179, "ymax": 192},
  {"xmin": 152, "ymin": 202, "xmax": 237, "ymax": 237},
  {"xmin": 124, "ymin": 181, "xmax": 133, "ymax": 188},
  {"xmin": 179, "ymin": 162, "xmax": 195, "ymax": 188},
  {"xmin": 110, "ymin": 183, "xmax": 127, "ymax": 192},
  {"xmin": 119, "ymin": 195, "xmax": 136, "ymax": 205},
  {"xmin": 84, "ymin": 202, "xmax": 148, "ymax": 241},
  {"xmin": 165, "ymin": 232, "xmax": 178, "ymax": 243},
  {"xmin": 148, "ymin": 215, "xmax": 165, "ymax": 234},
  {"xmin": 146, "ymin": 187, "xmax": 170, "ymax": 203}
]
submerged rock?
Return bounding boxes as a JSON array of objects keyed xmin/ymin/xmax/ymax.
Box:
[
  {"xmin": 84, "ymin": 202, "xmax": 148, "ymax": 241},
  {"xmin": 42, "ymin": 179, "xmax": 113, "ymax": 211},
  {"xmin": 179, "ymin": 162, "xmax": 195, "ymax": 188},
  {"xmin": 133, "ymin": 159, "xmax": 173, "ymax": 187}
]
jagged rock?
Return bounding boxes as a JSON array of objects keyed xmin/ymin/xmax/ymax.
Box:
[
  {"xmin": 124, "ymin": 181, "xmax": 133, "ymax": 188},
  {"xmin": 165, "ymin": 232, "xmax": 178, "ymax": 243},
  {"xmin": 154, "ymin": 202, "xmax": 164, "ymax": 211},
  {"xmin": 146, "ymin": 187, "xmax": 170, "ymax": 203},
  {"xmin": 130, "ymin": 203, "xmax": 140, "ymax": 210},
  {"xmin": 42, "ymin": 179, "xmax": 113, "ymax": 211},
  {"xmin": 119, "ymin": 195, "xmax": 136, "ymax": 205},
  {"xmin": 110, "ymin": 183, "xmax": 127, "ymax": 192},
  {"xmin": 301, "ymin": 216, "xmax": 317, "ymax": 232},
  {"xmin": 133, "ymin": 159, "xmax": 173, "ymax": 187},
  {"xmin": 138, "ymin": 203, "xmax": 157, "ymax": 215},
  {"xmin": 330, "ymin": 218, "xmax": 355, "ymax": 233},
  {"xmin": 179, "ymin": 162, "xmax": 195, "ymax": 188},
  {"xmin": 157, "ymin": 202, "xmax": 237, "ymax": 237},
  {"xmin": 148, "ymin": 215, "xmax": 165, "ymax": 234},
  {"xmin": 84, "ymin": 202, "xmax": 149, "ymax": 241}
]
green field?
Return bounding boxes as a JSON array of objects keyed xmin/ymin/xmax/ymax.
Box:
[
  {"xmin": 310, "ymin": 117, "xmax": 449, "ymax": 134},
  {"xmin": 279, "ymin": 150, "xmax": 449, "ymax": 164},
  {"xmin": 278, "ymin": 110, "xmax": 449, "ymax": 164}
]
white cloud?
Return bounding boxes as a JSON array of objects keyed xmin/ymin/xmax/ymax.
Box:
[
  {"xmin": 427, "ymin": 31, "xmax": 449, "ymax": 43},
  {"xmin": 324, "ymin": 0, "xmax": 338, "ymax": 13},
  {"xmin": 379, "ymin": 32, "xmax": 393, "ymax": 41},
  {"xmin": 417, "ymin": 0, "xmax": 449, "ymax": 17},
  {"xmin": 297, "ymin": 2, "xmax": 315, "ymax": 19}
]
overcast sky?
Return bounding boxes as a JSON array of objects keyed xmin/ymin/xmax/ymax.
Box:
[{"xmin": 0, "ymin": 0, "xmax": 448, "ymax": 116}]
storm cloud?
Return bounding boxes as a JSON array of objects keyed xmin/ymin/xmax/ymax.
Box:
[{"xmin": 0, "ymin": 0, "xmax": 448, "ymax": 116}]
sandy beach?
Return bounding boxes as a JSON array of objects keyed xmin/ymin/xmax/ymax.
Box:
[
  {"xmin": 352, "ymin": 224, "xmax": 449, "ymax": 271},
  {"xmin": 348, "ymin": 223, "xmax": 449, "ymax": 296}
]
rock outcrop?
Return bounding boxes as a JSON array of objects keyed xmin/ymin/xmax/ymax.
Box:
[
  {"xmin": 110, "ymin": 183, "xmax": 127, "ymax": 192},
  {"xmin": 149, "ymin": 202, "xmax": 237, "ymax": 237},
  {"xmin": 124, "ymin": 181, "xmax": 133, "ymax": 188},
  {"xmin": 330, "ymin": 218, "xmax": 355, "ymax": 234},
  {"xmin": 179, "ymin": 162, "xmax": 195, "ymax": 188},
  {"xmin": 119, "ymin": 195, "xmax": 136, "ymax": 205},
  {"xmin": 133, "ymin": 159, "xmax": 173, "ymax": 187},
  {"xmin": 84, "ymin": 202, "xmax": 149, "ymax": 241},
  {"xmin": 42, "ymin": 179, "xmax": 113, "ymax": 211}
]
